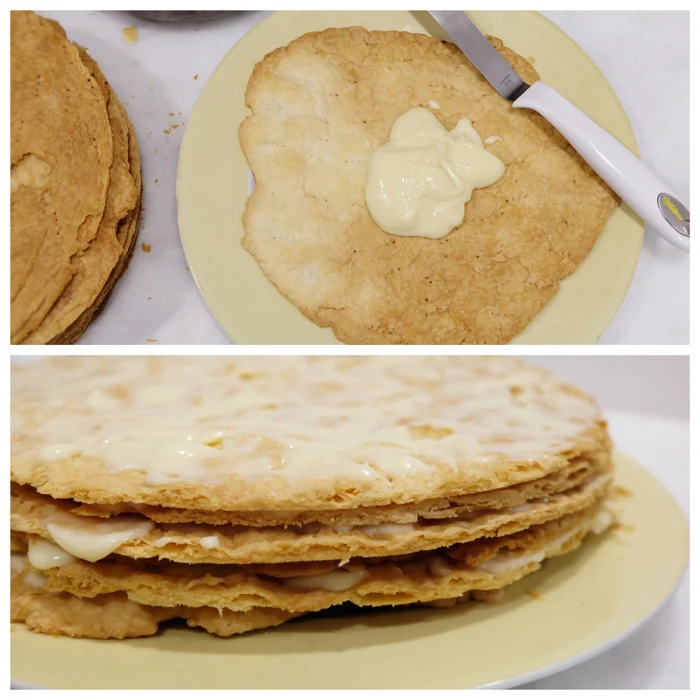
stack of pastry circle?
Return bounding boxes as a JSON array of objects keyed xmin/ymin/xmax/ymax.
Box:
[
  {"xmin": 11, "ymin": 356, "xmax": 616, "ymax": 639},
  {"xmin": 10, "ymin": 11, "xmax": 141, "ymax": 345}
]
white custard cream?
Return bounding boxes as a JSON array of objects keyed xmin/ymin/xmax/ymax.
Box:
[
  {"xmin": 285, "ymin": 569, "xmax": 368, "ymax": 592},
  {"xmin": 478, "ymin": 529, "xmax": 579, "ymax": 575},
  {"xmin": 27, "ymin": 538, "xmax": 76, "ymax": 570},
  {"xmin": 362, "ymin": 523, "xmax": 415, "ymax": 538},
  {"xmin": 365, "ymin": 108, "xmax": 505, "ymax": 238},
  {"xmin": 47, "ymin": 516, "xmax": 153, "ymax": 562}
]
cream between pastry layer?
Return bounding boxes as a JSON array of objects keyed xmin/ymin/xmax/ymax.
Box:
[
  {"xmin": 22, "ymin": 500, "xmax": 613, "ymax": 596},
  {"xmin": 47, "ymin": 517, "xmax": 153, "ymax": 562},
  {"xmin": 15, "ymin": 473, "xmax": 610, "ymax": 567}
]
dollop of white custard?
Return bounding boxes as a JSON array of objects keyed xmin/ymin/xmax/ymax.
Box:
[{"xmin": 365, "ymin": 108, "xmax": 505, "ymax": 238}]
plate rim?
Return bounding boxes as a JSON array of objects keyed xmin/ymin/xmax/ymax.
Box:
[{"xmin": 177, "ymin": 10, "xmax": 644, "ymax": 345}]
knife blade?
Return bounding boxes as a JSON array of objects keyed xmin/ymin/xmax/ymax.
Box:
[
  {"xmin": 428, "ymin": 11, "xmax": 530, "ymax": 101},
  {"xmin": 426, "ymin": 10, "xmax": 689, "ymax": 251}
]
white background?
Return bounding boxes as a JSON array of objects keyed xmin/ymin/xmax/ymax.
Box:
[
  {"xmin": 10, "ymin": 355, "xmax": 689, "ymax": 688},
  {"xmin": 520, "ymin": 356, "xmax": 689, "ymax": 688},
  {"xmin": 33, "ymin": 10, "xmax": 690, "ymax": 345}
]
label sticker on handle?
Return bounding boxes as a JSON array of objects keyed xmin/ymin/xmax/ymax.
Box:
[{"xmin": 658, "ymin": 193, "xmax": 690, "ymax": 237}]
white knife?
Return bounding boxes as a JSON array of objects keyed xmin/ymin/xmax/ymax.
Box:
[{"xmin": 429, "ymin": 11, "xmax": 689, "ymax": 252}]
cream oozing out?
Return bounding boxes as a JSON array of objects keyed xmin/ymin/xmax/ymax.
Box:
[
  {"xmin": 12, "ymin": 357, "xmax": 601, "ymax": 488},
  {"xmin": 47, "ymin": 517, "xmax": 153, "ymax": 562},
  {"xmin": 23, "ymin": 506, "xmax": 153, "ymax": 566},
  {"xmin": 28, "ymin": 538, "xmax": 76, "ymax": 570}
]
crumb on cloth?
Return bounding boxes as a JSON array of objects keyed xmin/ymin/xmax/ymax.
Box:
[
  {"xmin": 123, "ymin": 26, "xmax": 137, "ymax": 45},
  {"xmin": 141, "ymin": 243, "xmax": 151, "ymax": 253}
]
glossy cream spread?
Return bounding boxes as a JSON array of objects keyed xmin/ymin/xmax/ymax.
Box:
[
  {"xmin": 12, "ymin": 357, "xmax": 600, "ymax": 487},
  {"xmin": 365, "ymin": 108, "xmax": 505, "ymax": 238}
]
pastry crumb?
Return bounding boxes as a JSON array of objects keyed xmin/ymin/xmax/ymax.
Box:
[
  {"xmin": 194, "ymin": 74, "xmax": 199, "ymax": 80},
  {"xmin": 614, "ymin": 485, "xmax": 633, "ymax": 498},
  {"xmin": 527, "ymin": 588, "xmax": 544, "ymax": 600},
  {"xmin": 154, "ymin": 179, "xmax": 159, "ymax": 184},
  {"xmin": 122, "ymin": 26, "xmax": 138, "ymax": 45},
  {"xmin": 611, "ymin": 523, "xmax": 635, "ymax": 532},
  {"xmin": 146, "ymin": 338, "xmax": 158, "ymax": 343},
  {"xmin": 141, "ymin": 243, "xmax": 152, "ymax": 253},
  {"xmin": 147, "ymin": 296, "xmax": 152, "ymax": 301},
  {"xmin": 170, "ymin": 123, "xmax": 180, "ymax": 130},
  {"xmin": 527, "ymin": 55, "xmax": 536, "ymax": 64},
  {"xmin": 169, "ymin": 112, "xmax": 175, "ymax": 116},
  {"xmin": 163, "ymin": 129, "xmax": 171, "ymax": 135}
]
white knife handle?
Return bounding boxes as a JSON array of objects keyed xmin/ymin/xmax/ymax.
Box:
[{"xmin": 513, "ymin": 82, "xmax": 689, "ymax": 252}]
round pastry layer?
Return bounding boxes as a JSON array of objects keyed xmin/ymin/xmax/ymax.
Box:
[
  {"xmin": 23, "ymin": 45, "xmax": 140, "ymax": 344},
  {"xmin": 11, "ymin": 11, "xmax": 112, "ymax": 343},
  {"xmin": 12, "ymin": 356, "xmax": 610, "ymax": 511},
  {"xmin": 15, "ymin": 500, "xmax": 612, "ymax": 616},
  {"xmin": 53, "ymin": 454, "xmax": 609, "ymax": 526}
]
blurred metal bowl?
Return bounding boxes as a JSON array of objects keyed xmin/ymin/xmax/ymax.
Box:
[{"xmin": 129, "ymin": 11, "xmax": 234, "ymax": 23}]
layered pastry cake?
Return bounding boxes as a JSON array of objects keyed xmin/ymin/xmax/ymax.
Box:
[{"xmin": 11, "ymin": 356, "xmax": 615, "ymax": 638}]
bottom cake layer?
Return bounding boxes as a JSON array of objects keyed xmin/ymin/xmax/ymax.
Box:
[{"xmin": 11, "ymin": 561, "xmax": 511, "ymax": 640}]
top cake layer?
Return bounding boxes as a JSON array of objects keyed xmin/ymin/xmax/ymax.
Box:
[{"xmin": 11, "ymin": 356, "xmax": 608, "ymax": 511}]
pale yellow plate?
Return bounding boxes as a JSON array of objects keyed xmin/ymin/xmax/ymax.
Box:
[
  {"xmin": 11, "ymin": 452, "xmax": 688, "ymax": 689},
  {"xmin": 177, "ymin": 10, "xmax": 644, "ymax": 345}
]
